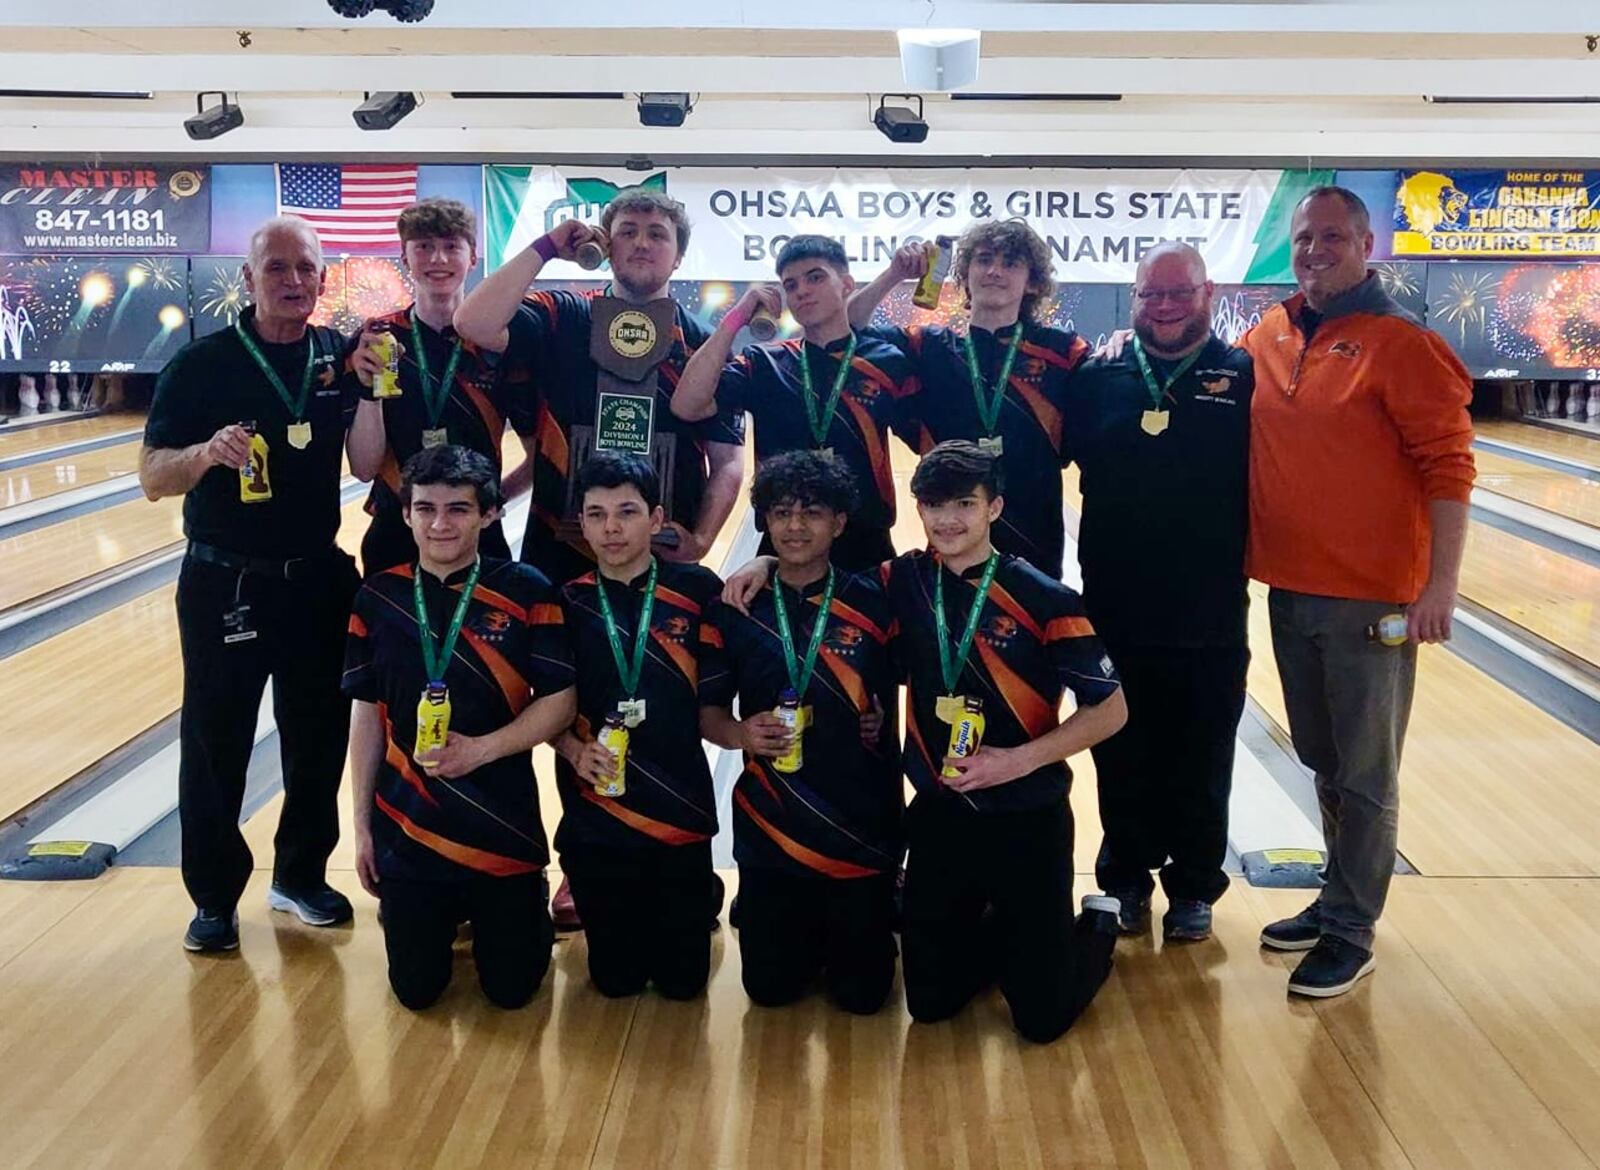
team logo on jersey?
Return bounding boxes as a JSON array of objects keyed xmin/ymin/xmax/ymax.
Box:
[
  {"xmin": 479, "ymin": 610, "xmax": 512, "ymax": 640},
  {"xmin": 1199, "ymin": 370, "xmax": 1236, "ymax": 394},
  {"xmin": 1329, "ymin": 340, "xmax": 1363, "ymax": 359},
  {"xmin": 662, "ymin": 615, "xmax": 691, "ymax": 639},
  {"xmin": 983, "ymin": 614, "xmax": 1019, "ymax": 646},
  {"xmin": 827, "ymin": 624, "xmax": 865, "ymax": 652}
]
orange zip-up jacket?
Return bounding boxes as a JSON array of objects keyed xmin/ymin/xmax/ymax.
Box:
[{"xmin": 1242, "ymin": 273, "xmax": 1475, "ymax": 605}]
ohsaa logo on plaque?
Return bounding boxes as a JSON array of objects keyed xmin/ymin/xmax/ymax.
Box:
[{"xmin": 608, "ymin": 310, "xmax": 658, "ymax": 360}]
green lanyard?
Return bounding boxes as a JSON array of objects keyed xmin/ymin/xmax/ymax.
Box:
[
  {"xmin": 235, "ymin": 321, "xmax": 317, "ymax": 422},
  {"xmin": 1131, "ymin": 334, "xmax": 1205, "ymax": 410},
  {"xmin": 771, "ymin": 567, "xmax": 836, "ymax": 698},
  {"xmin": 962, "ymin": 325, "xmax": 1023, "ymax": 437},
  {"xmin": 595, "ymin": 557, "xmax": 658, "ymax": 700},
  {"xmin": 410, "ymin": 311, "xmax": 465, "ymax": 429},
  {"xmin": 796, "ymin": 333, "xmax": 860, "ymax": 447},
  {"xmin": 413, "ymin": 558, "xmax": 482, "ymax": 686},
  {"xmin": 933, "ymin": 550, "xmax": 1000, "ymax": 694}
]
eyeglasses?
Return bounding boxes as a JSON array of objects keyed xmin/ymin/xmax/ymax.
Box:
[{"xmin": 1134, "ymin": 286, "xmax": 1201, "ymax": 303}]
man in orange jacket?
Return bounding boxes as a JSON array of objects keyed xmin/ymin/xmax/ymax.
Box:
[{"xmin": 1247, "ymin": 187, "xmax": 1474, "ymax": 998}]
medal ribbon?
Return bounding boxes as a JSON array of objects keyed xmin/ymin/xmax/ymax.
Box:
[
  {"xmin": 962, "ymin": 325, "xmax": 1023, "ymax": 437},
  {"xmin": 595, "ymin": 557, "xmax": 658, "ymax": 700},
  {"xmin": 796, "ymin": 333, "xmax": 860, "ymax": 447},
  {"xmin": 1131, "ymin": 334, "xmax": 1205, "ymax": 411},
  {"xmin": 410, "ymin": 311, "xmax": 465, "ymax": 429},
  {"xmin": 413, "ymin": 558, "xmax": 482, "ymax": 686},
  {"xmin": 933, "ymin": 550, "xmax": 1000, "ymax": 694},
  {"xmin": 235, "ymin": 321, "xmax": 317, "ymax": 422},
  {"xmin": 771, "ymin": 567, "xmax": 836, "ymax": 698}
]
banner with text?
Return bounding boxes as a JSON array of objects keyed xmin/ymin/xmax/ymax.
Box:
[
  {"xmin": 1393, "ymin": 169, "xmax": 1600, "ymax": 258},
  {"xmin": 486, "ymin": 166, "xmax": 1319, "ymax": 283},
  {"xmin": 0, "ymin": 164, "xmax": 211, "ymax": 255}
]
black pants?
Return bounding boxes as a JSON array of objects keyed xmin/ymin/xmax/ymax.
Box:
[
  {"xmin": 737, "ymin": 866, "xmax": 897, "ymax": 1015},
  {"xmin": 361, "ymin": 511, "xmax": 512, "ymax": 578},
  {"xmin": 1092, "ymin": 643, "xmax": 1249, "ymax": 905},
  {"xmin": 379, "ymin": 871, "xmax": 554, "ymax": 1010},
  {"xmin": 901, "ymin": 795, "xmax": 1114, "ymax": 1044},
  {"xmin": 759, "ymin": 522, "xmax": 894, "ymax": 576},
  {"xmin": 561, "ymin": 840, "xmax": 714, "ymax": 999},
  {"xmin": 175, "ymin": 552, "xmax": 359, "ymax": 913}
]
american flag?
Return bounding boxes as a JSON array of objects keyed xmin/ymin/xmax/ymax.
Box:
[{"xmin": 276, "ymin": 163, "xmax": 417, "ymax": 251}]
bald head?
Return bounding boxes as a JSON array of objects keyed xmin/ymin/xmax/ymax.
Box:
[
  {"xmin": 242, "ymin": 215, "xmax": 327, "ymax": 338},
  {"xmin": 1136, "ymin": 241, "xmax": 1208, "ymax": 288},
  {"xmin": 1131, "ymin": 241, "xmax": 1214, "ymax": 358}
]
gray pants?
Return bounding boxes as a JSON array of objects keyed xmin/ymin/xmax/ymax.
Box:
[{"xmin": 1267, "ymin": 589, "xmax": 1417, "ymax": 950}]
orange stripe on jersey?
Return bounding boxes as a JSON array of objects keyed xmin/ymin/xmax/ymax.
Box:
[
  {"xmin": 471, "ymin": 585, "xmax": 529, "ymax": 625},
  {"xmin": 818, "ymin": 645, "xmax": 868, "ymax": 711},
  {"xmin": 386, "ymin": 564, "xmax": 417, "ymax": 580},
  {"xmin": 529, "ymin": 602, "xmax": 563, "ymax": 625},
  {"xmin": 976, "ymin": 640, "xmax": 1055, "ymax": 738},
  {"xmin": 459, "ymin": 627, "xmax": 531, "ymax": 715},
  {"xmin": 843, "ymin": 395, "xmax": 895, "ymax": 508},
  {"xmin": 1021, "ymin": 336, "xmax": 1088, "ymax": 372},
  {"xmin": 1045, "ymin": 615, "xmax": 1096, "ymax": 641},
  {"xmin": 747, "ymin": 758, "xmax": 784, "ymax": 805},
  {"xmin": 577, "ymin": 784, "xmax": 709, "ymax": 845},
  {"xmin": 381, "ymin": 707, "xmax": 439, "ymax": 807},
  {"xmin": 651, "ymin": 627, "xmax": 698, "ymax": 686},
  {"xmin": 1011, "ymin": 375, "xmax": 1063, "ymax": 452},
  {"xmin": 536, "ymin": 404, "xmax": 568, "ymax": 477},
  {"xmin": 348, "ymin": 613, "xmax": 368, "ymax": 637},
  {"xmin": 524, "ymin": 291, "xmax": 559, "ymax": 326},
  {"xmin": 700, "ymin": 622, "xmax": 724, "ymax": 649},
  {"xmin": 653, "ymin": 585, "xmax": 702, "ymax": 616},
  {"xmin": 734, "ymin": 787, "xmax": 879, "ymax": 879},
  {"xmin": 849, "ymin": 355, "xmax": 902, "ymax": 397},
  {"xmin": 987, "ymin": 582, "xmax": 1046, "ymax": 642},
  {"xmin": 459, "ymin": 377, "xmax": 503, "ymax": 441},
  {"xmin": 829, "ymin": 598, "xmax": 890, "ymax": 645},
  {"xmin": 379, "ymin": 452, "xmax": 402, "ymax": 493},
  {"xmin": 375, "ymin": 793, "xmax": 540, "ymax": 877}
]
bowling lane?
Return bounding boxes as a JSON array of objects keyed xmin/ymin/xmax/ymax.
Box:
[
  {"xmin": 1458, "ymin": 522, "xmax": 1600, "ymax": 667},
  {"xmin": 1476, "ymin": 418, "xmax": 1600, "ymax": 471},
  {"xmin": 0, "ymin": 438, "xmax": 143, "ymax": 512},
  {"xmin": 0, "ymin": 413, "xmax": 144, "ymax": 460},
  {"xmin": 0, "ymin": 495, "xmax": 185, "ymax": 613},
  {"xmin": 1474, "ymin": 449, "xmax": 1600, "ymax": 530}
]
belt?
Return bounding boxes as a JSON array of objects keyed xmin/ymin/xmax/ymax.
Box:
[{"xmin": 187, "ymin": 541, "xmax": 340, "ymax": 582}]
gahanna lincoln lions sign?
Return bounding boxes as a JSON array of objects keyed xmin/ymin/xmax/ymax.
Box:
[
  {"xmin": 1393, "ymin": 169, "xmax": 1600, "ymax": 257},
  {"xmin": 0, "ymin": 164, "xmax": 212, "ymax": 254}
]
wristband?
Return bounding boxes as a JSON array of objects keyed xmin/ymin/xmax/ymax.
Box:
[
  {"xmin": 722, "ymin": 304, "xmax": 752, "ymax": 334},
  {"xmin": 532, "ymin": 234, "xmax": 559, "ymax": 263}
]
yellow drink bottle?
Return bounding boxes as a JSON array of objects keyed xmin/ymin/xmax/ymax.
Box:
[
  {"xmin": 1366, "ymin": 613, "xmax": 1408, "ymax": 647},
  {"xmin": 371, "ymin": 331, "xmax": 402, "ymax": 398},
  {"xmin": 912, "ymin": 234, "xmax": 957, "ymax": 309},
  {"xmin": 415, "ymin": 683, "xmax": 451, "ymax": 759},
  {"xmin": 595, "ymin": 712, "xmax": 629, "ymax": 797},
  {"xmin": 238, "ymin": 422, "xmax": 272, "ymax": 503},
  {"xmin": 941, "ymin": 696, "xmax": 986, "ymax": 779},
  {"xmin": 772, "ymin": 688, "xmax": 804, "ymax": 774}
]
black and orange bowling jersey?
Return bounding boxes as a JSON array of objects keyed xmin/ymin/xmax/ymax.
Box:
[
  {"xmin": 871, "ymin": 322, "xmax": 1088, "ymax": 580},
  {"xmin": 342, "ymin": 558, "xmax": 575, "ymax": 882},
  {"xmin": 706, "ymin": 570, "xmax": 903, "ymax": 880},
  {"xmin": 716, "ymin": 335, "xmax": 919, "ymax": 554},
  {"xmin": 505, "ymin": 290, "xmax": 745, "ymax": 584},
  {"xmin": 359, "ymin": 307, "xmax": 533, "ymax": 572},
  {"xmin": 556, "ymin": 561, "xmax": 728, "ymax": 851},
  {"xmin": 884, "ymin": 550, "xmax": 1121, "ymax": 813}
]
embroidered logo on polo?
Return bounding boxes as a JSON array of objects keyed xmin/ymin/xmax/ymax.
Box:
[
  {"xmin": 826, "ymin": 624, "xmax": 865, "ymax": 653},
  {"xmin": 1329, "ymin": 340, "xmax": 1363, "ymax": 358},
  {"xmin": 478, "ymin": 610, "xmax": 513, "ymax": 641},
  {"xmin": 662, "ymin": 614, "xmax": 692, "ymax": 640},
  {"xmin": 982, "ymin": 613, "xmax": 1020, "ymax": 646}
]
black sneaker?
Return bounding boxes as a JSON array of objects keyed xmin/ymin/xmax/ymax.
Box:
[
  {"xmin": 1079, "ymin": 894, "xmax": 1124, "ymax": 938},
  {"xmin": 183, "ymin": 909, "xmax": 239, "ymax": 953},
  {"xmin": 1104, "ymin": 888, "xmax": 1151, "ymax": 936},
  {"xmin": 1288, "ymin": 935, "xmax": 1375, "ymax": 998},
  {"xmin": 1162, "ymin": 899, "xmax": 1213, "ymax": 942},
  {"xmin": 1260, "ymin": 903, "xmax": 1322, "ymax": 952},
  {"xmin": 268, "ymin": 883, "xmax": 354, "ymax": 927},
  {"xmin": 708, "ymin": 871, "xmax": 726, "ymax": 933}
]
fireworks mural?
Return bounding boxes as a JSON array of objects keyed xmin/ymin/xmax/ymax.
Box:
[
  {"xmin": 1425, "ymin": 262, "xmax": 1600, "ymax": 375},
  {"xmin": 0, "ymin": 255, "xmax": 188, "ymax": 373}
]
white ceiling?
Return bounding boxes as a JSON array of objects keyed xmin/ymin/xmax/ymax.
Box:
[{"xmin": 0, "ymin": 1, "xmax": 1596, "ymax": 162}]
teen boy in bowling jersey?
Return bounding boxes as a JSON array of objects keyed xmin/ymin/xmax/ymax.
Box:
[{"xmin": 725, "ymin": 441, "xmax": 1127, "ymax": 1042}]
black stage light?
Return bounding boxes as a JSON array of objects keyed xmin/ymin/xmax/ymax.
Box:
[
  {"xmin": 353, "ymin": 91, "xmax": 419, "ymax": 130},
  {"xmin": 184, "ymin": 91, "xmax": 243, "ymax": 140},
  {"xmin": 638, "ymin": 93, "xmax": 693, "ymax": 127},
  {"xmin": 874, "ymin": 94, "xmax": 928, "ymax": 143}
]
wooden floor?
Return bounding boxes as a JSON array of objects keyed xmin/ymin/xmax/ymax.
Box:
[
  {"xmin": 0, "ymin": 412, "xmax": 143, "ymax": 459},
  {"xmin": 0, "ymin": 438, "xmax": 143, "ymax": 512},
  {"xmin": 1456, "ymin": 521, "xmax": 1600, "ymax": 667},
  {"xmin": 1474, "ymin": 448, "xmax": 1600, "ymax": 530},
  {"xmin": 1476, "ymin": 418, "xmax": 1600, "ymax": 471},
  {"xmin": 0, "ymin": 494, "xmax": 185, "ymax": 612}
]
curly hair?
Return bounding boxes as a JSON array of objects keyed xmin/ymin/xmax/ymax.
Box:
[
  {"xmin": 396, "ymin": 197, "xmax": 477, "ymax": 247},
  {"xmin": 601, "ymin": 187, "xmax": 692, "ymax": 257},
  {"xmin": 952, "ymin": 218, "xmax": 1056, "ymax": 322},
  {"xmin": 751, "ymin": 450, "xmax": 858, "ymax": 525}
]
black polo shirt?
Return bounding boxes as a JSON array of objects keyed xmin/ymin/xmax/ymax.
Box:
[
  {"xmin": 872, "ymin": 321, "xmax": 1088, "ymax": 580},
  {"xmin": 144, "ymin": 305, "xmax": 353, "ymax": 558},
  {"xmin": 505, "ymin": 289, "xmax": 745, "ymax": 584},
  {"xmin": 359, "ymin": 307, "xmax": 534, "ymax": 561},
  {"xmin": 716, "ymin": 333, "xmax": 919, "ymax": 549},
  {"xmin": 341, "ymin": 557, "xmax": 575, "ymax": 882},
  {"xmin": 707, "ymin": 569, "xmax": 903, "ymax": 879},
  {"xmin": 884, "ymin": 550, "xmax": 1121, "ymax": 813},
  {"xmin": 1066, "ymin": 334, "xmax": 1252, "ymax": 648},
  {"xmin": 556, "ymin": 560, "xmax": 728, "ymax": 851}
]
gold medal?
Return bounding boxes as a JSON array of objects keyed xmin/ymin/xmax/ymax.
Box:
[
  {"xmin": 1140, "ymin": 410, "xmax": 1169, "ymax": 437},
  {"xmin": 421, "ymin": 427, "xmax": 448, "ymax": 449},
  {"xmin": 978, "ymin": 435, "xmax": 1004, "ymax": 457},
  {"xmin": 286, "ymin": 420, "xmax": 313, "ymax": 449},
  {"xmin": 935, "ymin": 694, "xmax": 966, "ymax": 724},
  {"xmin": 617, "ymin": 698, "xmax": 647, "ymax": 728}
]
